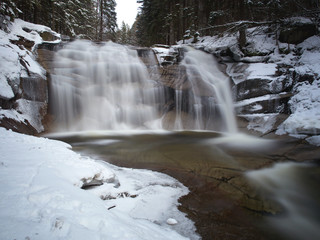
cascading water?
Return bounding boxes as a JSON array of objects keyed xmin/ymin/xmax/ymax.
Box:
[
  {"xmin": 172, "ymin": 49, "xmax": 237, "ymax": 132},
  {"xmin": 51, "ymin": 40, "xmax": 163, "ymax": 131},
  {"xmin": 50, "ymin": 40, "xmax": 237, "ymax": 133}
]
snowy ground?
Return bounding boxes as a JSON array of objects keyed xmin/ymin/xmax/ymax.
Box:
[{"xmin": 0, "ymin": 127, "xmax": 199, "ymax": 240}]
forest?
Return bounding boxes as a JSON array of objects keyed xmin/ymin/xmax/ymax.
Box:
[
  {"xmin": 0, "ymin": 0, "xmax": 118, "ymax": 41},
  {"xmin": 136, "ymin": 0, "xmax": 320, "ymax": 46},
  {"xmin": 1, "ymin": 0, "xmax": 319, "ymax": 46}
]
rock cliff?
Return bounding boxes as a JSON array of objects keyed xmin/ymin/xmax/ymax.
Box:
[{"xmin": 0, "ymin": 18, "xmax": 61, "ymax": 135}]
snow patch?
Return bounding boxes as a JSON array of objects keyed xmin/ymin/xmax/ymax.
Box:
[
  {"xmin": 240, "ymin": 114, "xmax": 279, "ymax": 134},
  {"xmin": 0, "ymin": 44, "xmax": 20, "ymax": 99},
  {"xmin": 278, "ymin": 80, "xmax": 320, "ymax": 136},
  {"xmin": 16, "ymin": 99, "xmax": 45, "ymax": 132},
  {"xmin": 246, "ymin": 63, "xmax": 277, "ymax": 80},
  {"xmin": 306, "ymin": 135, "xmax": 320, "ymax": 146},
  {"xmin": 9, "ymin": 18, "xmax": 61, "ymax": 51}
]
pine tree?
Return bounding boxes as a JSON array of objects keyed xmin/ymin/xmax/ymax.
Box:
[
  {"xmin": 136, "ymin": 0, "xmax": 319, "ymax": 46},
  {"xmin": 97, "ymin": 0, "xmax": 117, "ymax": 41}
]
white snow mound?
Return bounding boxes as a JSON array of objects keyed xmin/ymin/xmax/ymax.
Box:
[{"xmin": 0, "ymin": 128, "xmax": 198, "ymax": 240}]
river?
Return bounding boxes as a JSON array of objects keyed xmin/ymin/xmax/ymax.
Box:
[{"xmin": 48, "ymin": 40, "xmax": 320, "ymax": 239}]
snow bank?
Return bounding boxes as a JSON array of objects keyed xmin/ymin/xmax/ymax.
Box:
[
  {"xmin": 277, "ymin": 80, "xmax": 320, "ymax": 137},
  {"xmin": 152, "ymin": 47, "xmax": 170, "ymax": 64},
  {"xmin": 239, "ymin": 113, "xmax": 279, "ymax": 134},
  {"xmin": 246, "ymin": 63, "xmax": 277, "ymax": 80},
  {"xmin": 0, "ymin": 128, "xmax": 197, "ymax": 240},
  {"xmin": 0, "ymin": 43, "xmax": 20, "ymax": 99},
  {"xmin": 8, "ymin": 18, "xmax": 61, "ymax": 51}
]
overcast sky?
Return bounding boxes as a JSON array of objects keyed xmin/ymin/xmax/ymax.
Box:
[{"xmin": 116, "ymin": 0, "xmax": 141, "ymax": 27}]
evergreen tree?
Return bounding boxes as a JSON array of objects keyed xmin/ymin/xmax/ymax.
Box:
[
  {"xmin": 117, "ymin": 21, "xmax": 130, "ymax": 44},
  {"xmin": 0, "ymin": 0, "xmax": 117, "ymax": 41},
  {"xmin": 97, "ymin": 0, "xmax": 117, "ymax": 41},
  {"xmin": 0, "ymin": 0, "xmax": 19, "ymax": 19},
  {"xmin": 136, "ymin": 0, "xmax": 319, "ymax": 46}
]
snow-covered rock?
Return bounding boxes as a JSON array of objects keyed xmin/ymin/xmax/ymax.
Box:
[
  {"xmin": 277, "ymin": 80, "xmax": 320, "ymax": 136},
  {"xmin": 0, "ymin": 18, "xmax": 61, "ymax": 134},
  {"xmin": 182, "ymin": 20, "xmax": 320, "ymax": 145}
]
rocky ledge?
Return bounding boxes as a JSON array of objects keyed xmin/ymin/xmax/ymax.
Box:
[{"xmin": 0, "ymin": 18, "xmax": 61, "ymax": 135}]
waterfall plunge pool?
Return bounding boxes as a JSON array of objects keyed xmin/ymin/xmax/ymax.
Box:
[{"xmin": 47, "ymin": 130, "xmax": 320, "ymax": 240}]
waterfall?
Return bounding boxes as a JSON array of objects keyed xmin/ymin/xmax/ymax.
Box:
[
  {"xmin": 51, "ymin": 40, "xmax": 163, "ymax": 131},
  {"xmin": 172, "ymin": 49, "xmax": 237, "ymax": 133},
  {"xmin": 50, "ymin": 40, "xmax": 237, "ymax": 133}
]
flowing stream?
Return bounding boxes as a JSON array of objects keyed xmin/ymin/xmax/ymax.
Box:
[{"xmin": 48, "ymin": 40, "xmax": 320, "ymax": 240}]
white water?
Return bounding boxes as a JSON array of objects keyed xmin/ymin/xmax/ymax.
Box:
[
  {"xmin": 173, "ymin": 49, "xmax": 237, "ymax": 132},
  {"xmin": 51, "ymin": 40, "xmax": 163, "ymax": 131},
  {"xmin": 51, "ymin": 41, "xmax": 237, "ymax": 133}
]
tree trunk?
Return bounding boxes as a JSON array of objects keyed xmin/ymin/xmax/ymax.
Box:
[
  {"xmin": 99, "ymin": 0, "xmax": 103, "ymax": 41},
  {"xmin": 239, "ymin": 27, "xmax": 246, "ymax": 48}
]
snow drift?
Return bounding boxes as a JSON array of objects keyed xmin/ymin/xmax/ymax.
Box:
[{"xmin": 0, "ymin": 128, "xmax": 198, "ymax": 240}]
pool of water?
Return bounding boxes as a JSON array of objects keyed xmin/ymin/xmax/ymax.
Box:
[{"xmin": 48, "ymin": 130, "xmax": 320, "ymax": 240}]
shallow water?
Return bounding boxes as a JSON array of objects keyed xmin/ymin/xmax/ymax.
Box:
[{"xmin": 49, "ymin": 130, "xmax": 320, "ymax": 240}]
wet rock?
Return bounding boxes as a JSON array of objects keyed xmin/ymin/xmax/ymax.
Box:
[
  {"xmin": 233, "ymin": 78, "xmax": 273, "ymax": 101},
  {"xmin": 0, "ymin": 117, "xmax": 38, "ymax": 135},
  {"xmin": 20, "ymin": 75, "xmax": 48, "ymax": 102},
  {"xmin": 40, "ymin": 31, "xmax": 59, "ymax": 42},
  {"xmin": 235, "ymin": 94, "xmax": 291, "ymax": 115},
  {"xmin": 237, "ymin": 114, "xmax": 289, "ymax": 136},
  {"xmin": 279, "ymin": 22, "xmax": 317, "ymax": 44},
  {"xmin": 81, "ymin": 179, "xmax": 104, "ymax": 189},
  {"xmin": 162, "ymin": 111, "xmax": 196, "ymax": 130},
  {"xmin": 37, "ymin": 47, "xmax": 57, "ymax": 75},
  {"xmin": 10, "ymin": 35, "xmax": 35, "ymax": 50}
]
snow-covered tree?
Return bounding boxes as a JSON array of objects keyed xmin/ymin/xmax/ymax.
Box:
[
  {"xmin": 1, "ymin": 0, "xmax": 117, "ymax": 41},
  {"xmin": 136, "ymin": 0, "xmax": 319, "ymax": 46}
]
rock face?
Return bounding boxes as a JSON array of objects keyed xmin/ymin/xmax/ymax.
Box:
[
  {"xmin": 279, "ymin": 18, "xmax": 318, "ymax": 44},
  {"xmin": 0, "ymin": 19, "xmax": 61, "ymax": 135},
  {"xmin": 143, "ymin": 47, "xmax": 236, "ymax": 131}
]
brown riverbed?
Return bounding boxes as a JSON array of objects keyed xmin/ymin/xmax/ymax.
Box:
[{"xmin": 51, "ymin": 130, "xmax": 320, "ymax": 240}]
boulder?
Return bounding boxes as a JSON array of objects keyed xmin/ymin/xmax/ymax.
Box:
[
  {"xmin": 235, "ymin": 93, "xmax": 291, "ymax": 115},
  {"xmin": 233, "ymin": 78, "xmax": 273, "ymax": 101},
  {"xmin": 40, "ymin": 31, "xmax": 60, "ymax": 42},
  {"xmin": 279, "ymin": 21, "xmax": 317, "ymax": 44},
  {"xmin": 10, "ymin": 35, "xmax": 35, "ymax": 50}
]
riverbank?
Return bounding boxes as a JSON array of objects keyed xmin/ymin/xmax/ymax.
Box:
[{"xmin": 0, "ymin": 127, "xmax": 198, "ymax": 240}]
